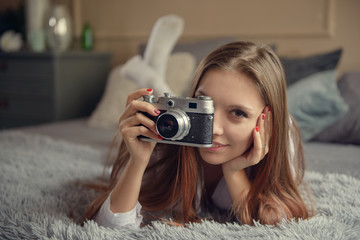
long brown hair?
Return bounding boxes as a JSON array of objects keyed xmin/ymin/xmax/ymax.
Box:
[{"xmin": 83, "ymin": 41, "xmax": 311, "ymax": 225}]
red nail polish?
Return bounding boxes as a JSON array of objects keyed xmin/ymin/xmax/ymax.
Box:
[
  {"xmin": 154, "ymin": 109, "xmax": 161, "ymax": 115},
  {"xmin": 262, "ymin": 114, "xmax": 265, "ymax": 120},
  {"xmin": 256, "ymin": 126, "xmax": 259, "ymax": 132},
  {"xmin": 268, "ymin": 106, "xmax": 271, "ymax": 112},
  {"xmin": 158, "ymin": 135, "xmax": 163, "ymax": 140},
  {"xmin": 147, "ymin": 88, "xmax": 153, "ymax": 92}
]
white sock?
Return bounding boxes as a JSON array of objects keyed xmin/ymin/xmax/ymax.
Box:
[
  {"xmin": 120, "ymin": 55, "xmax": 171, "ymax": 96},
  {"xmin": 143, "ymin": 14, "xmax": 184, "ymax": 77},
  {"xmin": 120, "ymin": 14, "xmax": 184, "ymax": 96}
]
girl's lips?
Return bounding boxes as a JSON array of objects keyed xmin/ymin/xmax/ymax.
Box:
[{"xmin": 205, "ymin": 142, "xmax": 228, "ymax": 152}]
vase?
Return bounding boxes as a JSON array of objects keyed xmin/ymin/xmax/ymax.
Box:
[
  {"xmin": 25, "ymin": 0, "xmax": 50, "ymax": 52},
  {"xmin": 46, "ymin": 4, "xmax": 73, "ymax": 52}
]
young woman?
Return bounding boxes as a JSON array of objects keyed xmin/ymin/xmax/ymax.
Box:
[{"xmin": 83, "ymin": 41, "xmax": 312, "ymax": 228}]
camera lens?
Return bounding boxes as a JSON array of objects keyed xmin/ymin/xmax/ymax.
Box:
[
  {"xmin": 156, "ymin": 109, "xmax": 190, "ymax": 140},
  {"xmin": 157, "ymin": 115, "xmax": 178, "ymax": 138}
]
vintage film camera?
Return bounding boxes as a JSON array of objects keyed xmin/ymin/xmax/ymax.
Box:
[{"xmin": 139, "ymin": 93, "xmax": 214, "ymax": 147}]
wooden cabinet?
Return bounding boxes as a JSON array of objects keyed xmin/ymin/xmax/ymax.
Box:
[{"xmin": 0, "ymin": 51, "xmax": 111, "ymax": 129}]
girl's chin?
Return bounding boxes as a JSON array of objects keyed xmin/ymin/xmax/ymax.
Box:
[
  {"xmin": 199, "ymin": 151, "xmax": 228, "ymax": 165},
  {"xmin": 198, "ymin": 147, "xmax": 248, "ymax": 166}
]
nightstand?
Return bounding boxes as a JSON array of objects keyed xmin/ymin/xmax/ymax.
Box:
[{"xmin": 0, "ymin": 51, "xmax": 111, "ymax": 129}]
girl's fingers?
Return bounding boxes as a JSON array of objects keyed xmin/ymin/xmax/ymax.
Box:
[
  {"xmin": 262, "ymin": 106, "xmax": 272, "ymax": 154},
  {"xmin": 120, "ymin": 112, "xmax": 157, "ymax": 135},
  {"xmin": 253, "ymin": 125, "xmax": 263, "ymax": 161},
  {"xmin": 120, "ymin": 100, "xmax": 160, "ymax": 123},
  {"xmin": 265, "ymin": 107, "xmax": 272, "ymax": 149},
  {"xmin": 120, "ymin": 114, "xmax": 161, "ymax": 142},
  {"xmin": 119, "ymin": 89, "xmax": 160, "ymax": 125},
  {"xmin": 126, "ymin": 88, "xmax": 153, "ymax": 106},
  {"xmin": 254, "ymin": 106, "xmax": 272, "ymax": 160},
  {"xmin": 122, "ymin": 125, "xmax": 160, "ymax": 142},
  {"xmin": 124, "ymin": 88, "xmax": 156, "ymax": 118}
]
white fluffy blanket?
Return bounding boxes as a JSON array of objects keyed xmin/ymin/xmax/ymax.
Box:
[{"xmin": 0, "ymin": 131, "xmax": 359, "ymax": 239}]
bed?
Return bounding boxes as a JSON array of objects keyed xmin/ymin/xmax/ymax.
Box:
[{"xmin": 1, "ymin": 34, "xmax": 360, "ymax": 239}]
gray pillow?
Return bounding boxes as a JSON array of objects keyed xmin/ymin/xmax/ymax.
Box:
[
  {"xmin": 287, "ymin": 70, "xmax": 349, "ymax": 141},
  {"xmin": 312, "ymin": 72, "xmax": 360, "ymax": 145},
  {"xmin": 281, "ymin": 49, "xmax": 342, "ymax": 86}
]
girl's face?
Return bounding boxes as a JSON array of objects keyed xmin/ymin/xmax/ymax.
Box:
[{"xmin": 195, "ymin": 68, "xmax": 265, "ymax": 165}]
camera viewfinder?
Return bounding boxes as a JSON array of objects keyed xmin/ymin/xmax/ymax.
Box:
[{"xmin": 189, "ymin": 102, "xmax": 197, "ymax": 109}]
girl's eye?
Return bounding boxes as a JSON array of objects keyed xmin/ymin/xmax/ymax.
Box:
[{"xmin": 230, "ymin": 109, "xmax": 247, "ymax": 118}]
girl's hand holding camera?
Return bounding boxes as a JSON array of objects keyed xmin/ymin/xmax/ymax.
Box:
[
  {"xmin": 110, "ymin": 88, "xmax": 162, "ymax": 214},
  {"xmin": 118, "ymin": 88, "xmax": 161, "ymax": 167}
]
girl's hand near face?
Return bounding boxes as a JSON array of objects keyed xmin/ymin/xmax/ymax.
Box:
[
  {"xmin": 222, "ymin": 106, "xmax": 272, "ymax": 173},
  {"xmin": 222, "ymin": 106, "xmax": 272, "ymax": 206}
]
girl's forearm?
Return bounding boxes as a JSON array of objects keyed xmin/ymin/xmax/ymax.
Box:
[
  {"xmin": 223, "ymin": 168, "xmax": 251, "ymax": 205},
  {"xmin": 109, "ymin": 158, "xmax": 147, "ymax": 213}
]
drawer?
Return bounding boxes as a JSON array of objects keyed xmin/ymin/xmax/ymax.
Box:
[
  {"xmin": 0, "ymin": 75, "xmax": 52, "ymax": 96},
  {"xmin": 0, "ymin": 57, "xmax": 53, "ymax": 77},
  {"xmin": 0, "ymin": 95, "xmax": 53, "ymax": 118}
]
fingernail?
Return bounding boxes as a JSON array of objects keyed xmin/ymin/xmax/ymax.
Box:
[
  {"xmin": 268, "ymin": 106, "xmax": 271, "ymax": 112},
  {"xmin": 147, "ymin": 88, "xmax": 153, "ymax": 92},
  {"xmin": 256, "ymin": 126, "xmax": 259, "ymax": 132},
  {"xmin": 262, "ymin": 114, "xmax": 265, "ymax": 120},
  {"xmin": 157, "ymin": 135, "xmax": 163, "ymax": 140},
  {"xmin": 154, "ymin": 109, "xmax": 161, "ymax": 115}
]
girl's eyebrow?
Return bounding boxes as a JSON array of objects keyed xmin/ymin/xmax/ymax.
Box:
[
  {"xmin": 196, "ymin": 90, "xmax": 255, "ymax": 112},
  {"xmin": 229, "ymin": 105, "xmax": 255, "ymax": 112}
]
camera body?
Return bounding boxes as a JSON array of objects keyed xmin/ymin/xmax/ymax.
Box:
[{"xmin": 139, "ymin": 93, "xmax": 214, "ymax": 147}]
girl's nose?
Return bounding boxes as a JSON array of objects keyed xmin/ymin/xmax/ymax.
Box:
[{"xmin": 212, "ymin": 111, "xmax": 224, "ymax": 136}]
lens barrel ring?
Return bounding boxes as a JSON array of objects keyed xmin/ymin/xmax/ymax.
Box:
[{"xmin": 156, "ymin": 109, "xmax": 191, "ymax": 140}]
